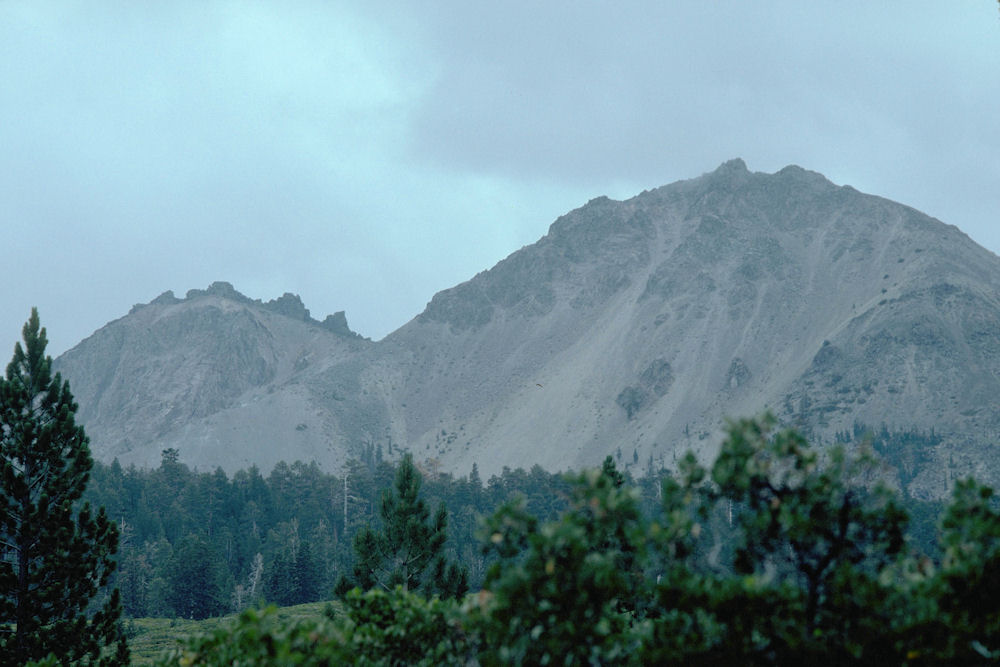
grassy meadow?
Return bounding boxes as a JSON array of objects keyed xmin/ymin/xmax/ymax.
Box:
[{"xmin": 125, "ymin": 602, "xmax": 335, "ymax": 665}]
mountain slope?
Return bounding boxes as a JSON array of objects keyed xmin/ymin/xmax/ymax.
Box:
[
  {"xmin": 55, "ymin": 282, "xmax": 384, "ymax": 472},
  {"xmin": 387, "ymin": 159, "xmax": 1000, "ymax": 495},
  {"xmin": 54, "ymin": 161, "xmax": 1000, "ymax": 496}
]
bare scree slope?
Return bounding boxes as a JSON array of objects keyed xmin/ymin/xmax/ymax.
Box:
[{"xmin": 54, "ymin": 160, "xmax": 1000, "ymax": 498}]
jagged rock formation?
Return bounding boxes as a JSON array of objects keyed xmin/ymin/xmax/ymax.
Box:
[
  {"xmin": 57, "ymin": 282, "xmax": 377, "ymax": 472},
  {"xmin": 54, "ymin": 162, "xmax": 1000, "ymax": 497}
]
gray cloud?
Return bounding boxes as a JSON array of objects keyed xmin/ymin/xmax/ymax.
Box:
[{"xmin": 1, "ymin": 1, "xmax": 997, "ymax": 355}]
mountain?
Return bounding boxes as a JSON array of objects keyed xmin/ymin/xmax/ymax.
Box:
[
  {"xmin": 54, "ymin": 281, "xmax": 383, "ymax": 473},
  {"xmin": 54, "ymin": 160, "xmax": 1000, "ymax": 497}
]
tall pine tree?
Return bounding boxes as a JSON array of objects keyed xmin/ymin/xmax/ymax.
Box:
[
  {"xmin": 166, "ymin": 534, "xmax": 227, "ymax": 620},
  {"xmin": 0, "ymin": 309, "xmax": 127, "ymax": 664},
  {"xmin": 352, "ymin": 453, "xmax": 467, "ymax": 598}
]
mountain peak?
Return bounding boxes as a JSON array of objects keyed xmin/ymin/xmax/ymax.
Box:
[
  {"xmin": 264, "ymin": 292, "xmax": 311, "ymax": 321},
  {"xmin": 716, "ymin": 157, "xmax": 748, "ymax": 173},
  {"xmin": 126, "ymin": 282, "xmax": 362, "ymax": 338},
  {"xmin": 701, "ymin": 158, "xmax": 752, "ymax": 188},
  {"xmin": 774, "ymin": 163, "xmax": 833, "ymax": 188},
  {"xmin": 186, "ymin": 281, "xmax": 251, "ymax": 302}
]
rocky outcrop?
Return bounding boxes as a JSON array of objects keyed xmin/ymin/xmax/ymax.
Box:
[{"xmin": 55, "ymin": 284, "xmax": 375, "ymax": 472}]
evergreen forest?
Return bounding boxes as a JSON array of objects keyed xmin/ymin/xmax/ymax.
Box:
[
  {"xmin": 83, "ymin": 443, "xmax": 578, "ymax": 620},
  {"xmin": 83, "ymin": 424, "xmax": 950, "ymax": 626}
]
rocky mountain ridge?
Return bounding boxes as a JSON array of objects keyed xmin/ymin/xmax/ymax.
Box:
[{"xmin": 54, "ymin": 160, "xmax": 1000, "ymax": 497}]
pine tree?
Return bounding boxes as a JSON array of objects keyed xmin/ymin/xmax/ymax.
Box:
[
  {"xmin": 0, "ymin": 309, "xmax": 127, "ymax": 664},
  {"xmin": 290, "ymin": 541, "xmax": 323, "ymax": 604},
  {"xmin": 166, "ymin": 534, "xmax": 227, "ymax": 620},
  {"xmin": 352, "ymin": 454, "xmax": 467, "ymax": 597}
]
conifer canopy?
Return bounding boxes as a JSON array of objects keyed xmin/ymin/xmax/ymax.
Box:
[{"xmin": 0, "ymin": 309, "xmax": 127, "ymax": 665}]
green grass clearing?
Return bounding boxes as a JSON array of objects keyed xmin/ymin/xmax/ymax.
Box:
[{"xmin": 125, "ymin": 602, "xmax": 336, "ymax": 665}]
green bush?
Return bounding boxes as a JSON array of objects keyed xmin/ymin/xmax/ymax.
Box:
[
  {"xmin": 154, "ymin": 606, "xmax": 343, "ymax": 666},
  {"xmin": 469, "ymin": 460, "xmax": 644, "ymax": 665},
  {"xmin": 338, "ymin": 588, "xmax": 473, "ymax": 665},
  {"xmin": 155, "ymin": 588, "xmax": 471, "ymax": 666}
]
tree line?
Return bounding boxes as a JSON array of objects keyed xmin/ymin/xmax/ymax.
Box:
[
  {"xmin": 83, "ymin": 424, "xmax": 946, "ymax": 624},
  {"xmin": 82, "ymin": 443, "xmax": 579, "ymax": 620}
]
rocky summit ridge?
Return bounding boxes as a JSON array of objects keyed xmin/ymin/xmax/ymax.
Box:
[{"xmin": 53, "ymin": 161, "xmax": 1000, "ymax": 498}]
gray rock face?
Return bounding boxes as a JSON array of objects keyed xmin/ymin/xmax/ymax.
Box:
[
  {"xmin": 54, "ymin": 160, "xmax": 1000, "ymax": 497},
  {"xmin": 56, "ymin": 287, "xmax": 373, "ymax": 473}
]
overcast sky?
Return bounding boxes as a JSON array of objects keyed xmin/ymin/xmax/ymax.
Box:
[{"xmin": 2, "ymin": 1, "xmax": 998, "ymax": 356}]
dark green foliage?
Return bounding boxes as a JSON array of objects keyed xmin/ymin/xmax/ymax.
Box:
[
  {"xmin": 645, "ymin": 415, "xmax": 912, "ymax": 664},
  {"xmin": 335, "ymin": 588, "xmax": 473, "ymax": 665},
  {"xmin": 165, "ymin": 535, "xmax": 227, "ymax": 620},
  {"xmin": 351, "ymin": 454, "xmax": 468, "ymax": 598},
  {"xmin": 717, "ymin": 419, "xmax": 906, "ymax": 636},
  {"xmin": 0, "ymin": 310, "xmax": 127, "ymax": 665},
  {"xmin": 264, "ymin": 550, "xmax": 295, "ymax": 606},
  {"xmin": 265, "ymin": 538, "xmax": 324, "ymax": 607},
  {"xmin": 913, "ymin": 479, "xmax": 1000, "ymax": 662},
  {"xmin": 469, "ymin": 415, "xmax": 1000, "ymax": 665},
  {"xmin": 154, "ymin": 605, "xmax": 344, "ymax": 666},
  {"xmin": 82, "ymin": 447, "xmax": 570, "ymax": 620},
  {"xmin": 333, "ymin": 573, "xmax": 353, "ymax": 598},
  {"xmin": 117, "ymin": 548, "xmax": 153, "ymax": 617},
  {"xmin": 290, "ymin": 542, "xmax": 324, "ymax": 604},
  {"xmin": 472, "ymin": 458, "xmax": 644, "ymax": 665},
  {"xmin": 839, "ymin": 423, "xmax": 938, "ymax": 495},
  {"xmin": 436, "ymin": 560, "xmax": 470, "ymax": 601},
  {"xmin": 155, "ymin": 590, "xmax": 471, "ymax": 666},
  {"xmin": 601, "ymin": 454, "xmax": 626, "ymax": 488}
]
